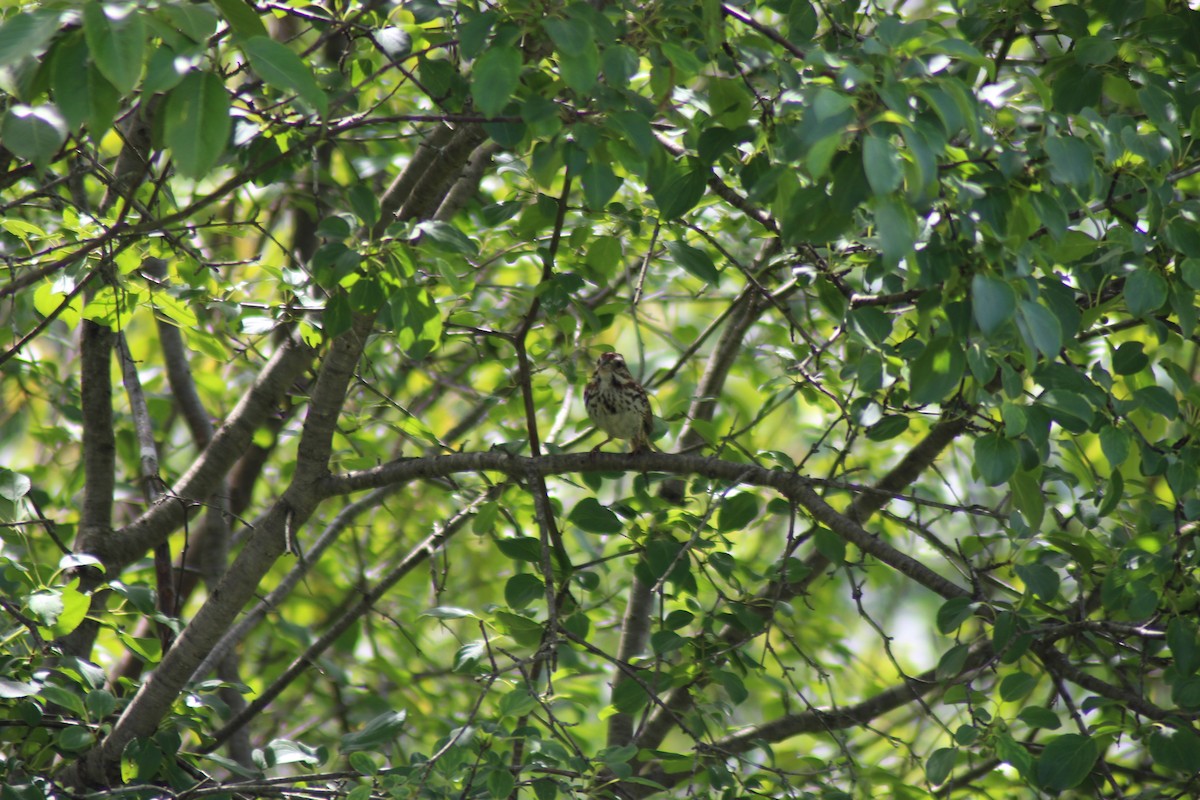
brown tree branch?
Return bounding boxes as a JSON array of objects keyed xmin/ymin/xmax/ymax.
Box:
[
  {"xmin": 67, "ymin": 313, "xmax": 376, "ymax": 788},
  {"xmin": 86, "ymin": 335, "xmax": 315, "ymax": 575}
]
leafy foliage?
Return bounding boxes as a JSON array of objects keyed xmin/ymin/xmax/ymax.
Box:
[{"xmin": 2, "ymin": 0, "xmax": 1200, "ymax": 798}]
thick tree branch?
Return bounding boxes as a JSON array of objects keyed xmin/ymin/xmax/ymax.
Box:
[
  {"xmin": 68, "ymin": 313, "xmax": 375, "ymax": 788},
  {"xmin": 322, "ymin": 451, "xmax": 971, "ymax": 601},
  {"xmin": 86, "ymin": 335, "xmax": 315, "ymax": 575}
]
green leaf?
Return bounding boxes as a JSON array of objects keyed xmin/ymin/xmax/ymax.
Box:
[
  {"xmin": 994, "ymin": 731, "xmax": 1034, "ymax": 780},
  {"xmin": 1017, "ymin": 706, "xmax": 1061, "ymax": 730},
  {"xmin": 814, "ymin": 527, "xmax": 845, "ymax": 565},
  {"xmin": 211, "ymin": 0, "xmax": 268, "ymax": 39},
  {"xmin": 581, "ymin": 157, "xmax": 621, "ymax": 209},
  {"xmin": 1, "ymin": 105, "xmax": 67, "ymax": 171},
  {"xmin": 1014, "ymin": 563, "xmax": 1059, "ymax": 601},
  {"xmin": 498, "ymin": 687, "xmax": 537, "ymax": 718},
  {"xmin": 348, "ymin": 183, "xmax": 379, "ymax": 228},
  {"xmin": 1016, "ymin": 299, "xmax": 1062, "ymax": 356},
  {"xmin": 665, "ymin": 240, "xmax": 720, "ymax": 285},
  {"xmin": 504, "ymin": 574, "xmax": 543, "ymax": 609},
  {"xmin": 493, "ymin": 610, "xmax": 544, "ymax": 646},
  {"xmin": 1038, "ymin": 389, "xmax": 1094, "ymax": 432},
  {"xmin": 707, "ymin": 78, "xmax": 752, "ymax": 128},
  {"xmin": 0, "ymin": 469, "xmax": 31, "ymax": 501},
  {"xmin": 873, "ymin": 195, "xmax": 916, "ymax": 263},
  {"xmin": 936, "ymin": 643, "xmax": 970, "ymax": 680},
  {"xmin": 0, "ymin": 9, "xmax": 61, "ymax": 67},
  {"xmin": 936, "ymin": 597, "xmax": 974, "ymax": 634},
  {"xmin": 999, "ymin": 671, "xmax": 1038, "ymax": 701},
  {"xmin": 971, "ymin": 274, "xmax": 1017, "ymax": 335},
  {"xmin": 543, "ymin": 17, "xmax": 598, "ymax": 94},
  {"xmin": 863, "ymin": 134, "xmax": 903, "ymax": 195},
  {"xmin": 607, "ymin": 110, "xmax": 655, "ymax": 159},
  {"xmin": 160, "ymin": 4, "xmax": 219, "ymax": 44},
  {"xmin": 164, "ymin": 71, "xmax": 231, "ymax": 180},
  {"xmin": 925, "ymin": 747, "xmax": 957, "ymax": 785},
  {"xmin": 865, "ymin": 414, "xmax": 909, "ymax": 441},
  {"xmin": 909, "ymin": 337, "xmax": 965, "ymax": 405},
  {"xmin": 1167, "ymin": 617, "xmax": 1200, "ymax": 675},
  {"xmin": 243, "ymin": 36, "xmax": 328, "ymax": 116},
  {"xmin": 1010, "ymin": 468, "xmax": 1045, "ymax": 530},
  {"xmin": 1124, "ymin": 268, "xmax": 1168, "ymax": 317},
  {"xmin": 340, "ymin": 711, "xmax": 407, "ymax": 753},
  {"xmin": 1111, "ymin": 341, "xmax": 1147, "ymax": 375},
  {"xmin": 652, "ymin": 162, "xmax": 708, "ymax": 220},
  {"xmin": 471, "ymin": 44, "xmax": 522, "ymax": 118},
  {"xmin": 83, "ymin": 1, "xmax": 145, "ymax": 95},
  {"xmin": 1044, "ymin": 135, "xmax": 1093, "ymax": 190},
  {"xmin": 974, "ymin": 433, "xmax": 1019, "ymax": 486},
  {"xmin": 717, "ymin": 492, "xmax": 759, "ymax": 532},
  {"xmin": 568, "ymin": 498, "xmax": 623, "ymax": 534},
  {"xmin": 1036, "ymin": 734, "xmax": 1098, "ymax": 791},
  {"xmin": 1150, "ymin": 730, "xmax": 1200, "ymax": 773}
]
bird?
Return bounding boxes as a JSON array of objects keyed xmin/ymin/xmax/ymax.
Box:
[{"xmin": 584, "ymin": 352, "xmax": 654, "ymax": 453}]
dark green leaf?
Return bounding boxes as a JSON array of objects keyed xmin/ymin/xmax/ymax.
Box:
[
  {"xmin": 1016, "ymin": 300, "xmax": 1062, "ymax": 356},
  {"xmin": 665, "ymin": 240, "xmax": 720, "ymax": 285},
  {"xmin": 0, "ymin": 9, "xmax": 60, "ymax": 67},
  {"xmin": 581, "ymin": 158, "xmax": 621, "ymax": 209},
  {"xmin": 493, "ymin": 610, "xmax": 544, "ymax": 645},
  {"xmin": 1044, "ymin": 135, "xmax": 1093, "ymax": 190},
  {"xmin": 160, "ymin": 4, "xmax": 219, "ymax": 44},
  {"xmin": 1036, "ymin": 734, "xmax": 1098, "ymax": 791},
  {"xmin": 1150, "ymin": 730, "xmax": 1200, "ymax": 773},
  {"xmin": 717, "ymin": 492, "xmax": 759, "ymax": 532},
  {"xmin": 999, "ymin": 671, "xmax": 1038, "ymax": 701},
  {"xmin": 1134, "ymin": 385, "xmax": 1178, "ymax": 419},
  {"xmin": 495, "ymin": 536, "xmax": 541, "ymax": 563},
  {"xmin": 348, "ymin": 184, "xmax": 379, "ymax": 228},
  {"xmin": 863, "ymin": 134, "xmax": 903, "ymax": 195},
  {"xmin": 568, "ymin": 498, "xmax": 623, "ymax": 534},
  {"xmin": 974, "ymin": 433, "xmax": 1019, "ymax": 486},
  {"xmin": 1017, "ymin": 706, "xmax": 1061, "ymax": 730},
  {"xmin": 504, "ymin": 574, "xmax": 543, "ymax": 609},
  {"xmin": 471, "ymin": 44, "xmax": 522, "ymax": 118},
  {"xmin": 865, "ymin": 414, "xmax": 909, "ymax": 441},
  {"xmin": 909, "ymin": 337, "xmax": 965, "ymax": 405},
  {"xmin": 1167, "ymin": 617, "xmax": 1200, "ymax": 675},
  {"xmin": 1124, "ymin": 268, "xmax": 1168, "ymax": 317},
  {"xmin": 607, "ymin": 110, "xmax": 655, "ymax": 159},
  {"xmin": 926, "ymin": 748, "xmax": 957, "ymax": 785},
  {"xmin": 543, "ymin": 17, "xmax": 598, "ymax": 94},
  {"xmin": 340, "ymin": 711, "xmax": 407, "ymax": 753},
  {"xmin": 995, "ymin": 731, "xmax": 1034, "ymax": 779},
  {"xmin": 243, "ymin": 36, "xmax": 328, "ymax": 116},
  {"xmin": 211, "ymin": 0, "xmax": 269, "ymax": 39},
  {"xmin": 1014, "ymin": 563, "xmax": 1060, "ymax": 601},
  {"xmin": 971, "ymin": 274, "xmax": 1017, "ymax": 335},
  {"xmin": 652, "ymin": 163, "xmax": 708, "ymax": 220},
  {"xmin": 873, "ymin": 195, "xmax": 917, "ymax": 263},
  {"xmin": 83, "ymin": 1, "xmax": 145, "ymax": 95},
  {"xmin": 1111, "ymin": 341, "xmax": 1147, "ymax": 375},
  {"xmin": 936, "ymin": 597, "xmax": 974, "ymax": 634},
  {"xmin": 1, "ymin": 105, "xmax": 67, "ymax": 171},
  {"xmin": 936, "ymin": 643, "xmax": 970, "ymax": 680},
  {"xmin": 813, "ymin": 526, "xmax": 845, "ymax": 564},
  {"xmin": 164, "ymin": 71, "xmax": 231, "ymax": 179}
]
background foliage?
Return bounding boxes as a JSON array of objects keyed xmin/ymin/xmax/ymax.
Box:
[{"xmin": 2, "ymin": 0, "xmax": 1200, "ymax": 797}]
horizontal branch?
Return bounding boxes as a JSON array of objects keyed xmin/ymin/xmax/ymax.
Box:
[{"xmin": 320, "ymin": 451, "xmax": 972, "ymax": 602}]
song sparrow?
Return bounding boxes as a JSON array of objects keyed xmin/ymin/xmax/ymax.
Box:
[{"xmin": 584, "ymin": 352, "xmax": 653, "ymax": 453}]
